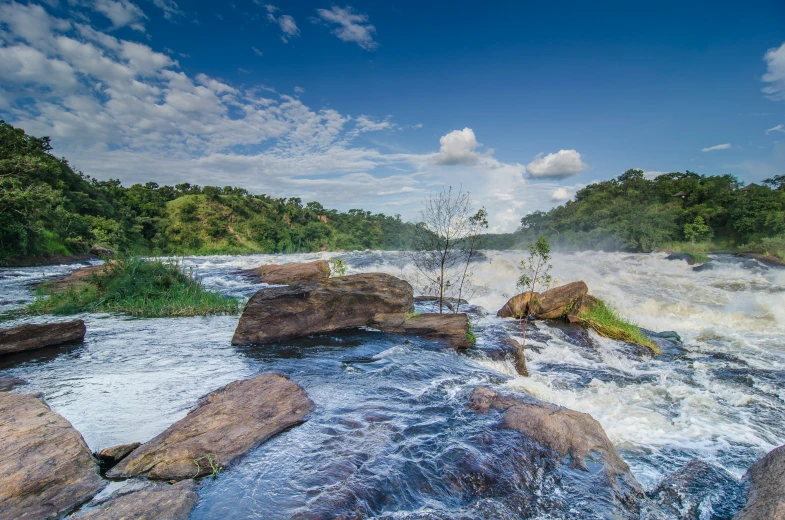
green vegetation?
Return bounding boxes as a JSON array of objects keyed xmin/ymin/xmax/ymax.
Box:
[
  {"xmin": 513, "ymin": 236, "xmax": 553, "ymax": 377},
  {"xmin": 193, "ymin": 454, "xmax": 222, "ymax": 479},
  {"xmin": 578, "ymin": 299, "xmax": 659, "ymax": 354},
  {"xmin": 329, "ymin": 257, "xmax": 348, "ymax": 277},
  {"xmin": 484, "ymin": 169, "xmax": 785, "ymax": 258},
  {"xmin": 0, "ymin": 121, "xmax": 419, "ymax": 265},
  {"xmin": 405, "ymin": 311, "xmax": 422, "ymax": 321},
  {"xmin": 27, "ymin": 257, "xmax": 240, "ymax": 317},
  {"xmin": 466, "ymin": 318, "xmax": 477, "ymax": 345}
]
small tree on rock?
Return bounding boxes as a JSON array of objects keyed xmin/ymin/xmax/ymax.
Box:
[{"xmin": 513, "ymin": 236, "xmax": 553, "ymax": 376}]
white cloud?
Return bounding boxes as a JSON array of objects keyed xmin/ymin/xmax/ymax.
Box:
[
  {"xmin": 762, "ymin": 41, "xmax": 785, "ymax": 101},
  {"xmin": 526, "ymin": 149, "xmax": 589, "ymax": 179},
  {"xmin": 93, "ymin": 0, "xmax": 147, "ymax": 31},
  {"xmin": 765, "ymin": 123, "xmax": 784, "ymax": 134},
  {"xmin": 434, "ymin": 127, "xmax": 481, "ymax": 165},
  {"xmin": 151, "ymin": 0, "xmax": 182, "ymax": 20},
  {"xmin": 701, "ymin": 143, "xmax": 731, "ymax": 152},
  {"xmin": 550, "ymin": 187, "xmax": 571, "ymax": 202},
  {"xmin": 355, "ymin": 114, "xmax": 393, "ymax": 132},
  {"xmin": 316, "ymin": 6, "xmax": 377, "ymax": 50},
  {"xmin": 293, "ymin": 86, "xmax": 304, "ymax": 94},
  {"xmin": 264, "ymin": 5, "xmax": 299, "ymax": 42},
  {"xmin": 251, "ymin": 46, "xmax": 263, "ymax": 56}
]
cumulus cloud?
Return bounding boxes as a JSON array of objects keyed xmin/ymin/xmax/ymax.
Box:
[
  {"xmin": 701, "ymin": 143, "xmax": 731, "ymax": 152},
  {"xmin": 550, "ymin": 187, "xmax": 571, "ymax": 202},
  {"xmin": 434, "ymin": 128, "xmax": 481, "ymax": 165},
  {"xmin": 762, "ymin": 41, "xmax": 785, "ymax": 101},
  {"xmin": 526, "ymin": 149, "xmax": 589, "ymax": 179},
  {"xmin": 265, "ymin": 5, "xmax": 299, "ymax": 42},
  {"xmin": 765, "ymin": 124, "xmax": 784, "ymax": 134},
  {"xmin": 316, "ymin": 6, "xmax": 377, "ymax": 50},
  {"xmin": 93, "ymin": 0, "xmax": 147, "ymax": 31}
]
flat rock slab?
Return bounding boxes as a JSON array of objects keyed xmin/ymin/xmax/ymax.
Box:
[
  {"xmin": 0, "ymin": 392, "xmax": 104, "ymax": 520},
  {"xmin": 736, "ymin": 444, "xmax": 785, "ymax": 520},
  {"xmin": 107, "ymin": 372, "xmax": 314, "ymax": 480},
  {"xmin": 0, "ymin": 320, "xmax": 86, "ymax": 356},
  {"xmin": 232, "ymin": 273, "xmax": 414, "ymax": 345},
  {"xmin": 241, "ymin": 259, "xmax": 330, "ymax": 285},
  {"xmin": 373, "ymin": 312, "xmax": 471, "ymax": 349},
  {"xmin": 75, "ymin": 481, "xmax": 197, "ymax": 520}
]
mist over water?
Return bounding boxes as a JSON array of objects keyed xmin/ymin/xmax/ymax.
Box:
[{"xmin": 1, "ymin": 250, "xmax": 783, "ymax": 518}]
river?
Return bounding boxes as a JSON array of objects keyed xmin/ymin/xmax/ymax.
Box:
[{"xmin": 1, "ymin": 251, "xmax": 783, "ymax": 519}]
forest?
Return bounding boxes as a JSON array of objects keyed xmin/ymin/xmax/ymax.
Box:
[{"xmin": 0, "ymin": 121, "xmax": 417, "ymax": 264}]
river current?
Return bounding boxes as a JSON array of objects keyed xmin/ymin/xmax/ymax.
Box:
[{"xmin": 1, "ymin": 251, "xmax": 783, "ymax": 519}]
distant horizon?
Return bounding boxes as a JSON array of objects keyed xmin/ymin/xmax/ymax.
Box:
[{"xmin": 1, "ymin": 0, "xmax": 783, "ymax": 232}]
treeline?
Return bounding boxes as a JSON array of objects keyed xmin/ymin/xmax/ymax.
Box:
[
  {"xmin": 485, "ymin": 169, "xmax": 785, "ymax": 256},
  {"xmin": 0, "ymin": 121, "xmax": 416, "ymax": 263}
]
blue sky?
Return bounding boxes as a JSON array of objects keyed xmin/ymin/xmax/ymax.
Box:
[{"xmin": 1, "ymin": 0, "xmax": 784, "ymax": 231}]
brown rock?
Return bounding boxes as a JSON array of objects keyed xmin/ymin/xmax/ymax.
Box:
[
  {"xmin": 106, "ymin": 372, "xmax": 314, "ymax": 480},
  {"xmin": 90, "ymin": 244, "xmax": 116, "ymax": 258},
  {"xmin": 736, "ymin": 444, "xmax": 785, "ymax": 520},
  {"xmin": 0, "ymin": 320, "xmax": 86, "ymax": 356},
  {"xmin": 566, "ymin": 294, "xmax": 599, "ymax": 324},
  {"xmin": 232, "ymin": 273, "xmax": 413, "ymax": 345},
  {"xmin": 0, "ymin": 393, "xmax": 104, "ymax": 520},
  {"xmin": 496, "ymin": 291, "xmax": 537, "ymax": 319},
  {"xmin": 76, "ymin": 481, "xmax": 198, "ymax": 520},
  {"xmin": 533, "ymin": 281, "xmax": 589, "ymax": 319},
  {"xmin": 95, "ymin": 443, "xmax": 141, "ymax": 466},
  {"xmin": 242, "ymin": 260, "xmax": 330, "ymax": 285},
  {"xmin": 48, "ymin": 263, "xmax": 112, "ymax": 291},
  {"xmin": 372, "ymin": 312, "xmax": 472, "ymax": 349}
]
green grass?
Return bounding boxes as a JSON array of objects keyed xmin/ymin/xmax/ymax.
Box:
[
  {"xmin": 27, "ymin": 257, "xmax": 241, "ymax": 317},
  {"xmin": 684, "ymin": 252, "xmax": 710, "ymax": 264},
  {"xmin": 466, "ymin": 318, "xmax": 477, "ymax": 345},
  {"xmin": 579, "ymin": 299, "xmax": 659, "ymax": 354}
]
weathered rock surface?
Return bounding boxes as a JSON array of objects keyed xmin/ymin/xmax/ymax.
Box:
[
  {"xmin": 736, "ymin": 444, "xmax": 785, "ymax": 520},
  {"xmin": 241, "ymin": 259, "xmax": 330, "ymax": 285},
  {"xmin": 75, "ymin": 481, "xmax": 198, "ymax": 520},
  {"xmin": 565, "ymin": 294, "xmax": 599, "ymax": 324},
  {"xmin": 90, "ymin": 244, "xmax": 116, "ymax": 258},
  {"xmin": 0, "ymin": 392, "xmax": 105, "ymax": 520},
  {"xmin": 232, "ymin": 273, "xmax": 414, "ymax": 345},
  {"xmin": 496, "ymin": 291, "xmax": 537, "ymax": 319},
  {"xmin": 469, "ymin": 386, "xmax": 642, "ymax": 505},
  {"xmin": 534, "ymin": 281, "xmax": 589, "ymax": 319},
  {"xmin": 0, "ymin": 320, "xmax": 86, "ymax": 356},
  {"xmin": 95, "ymin": 443, "xmax": 141, "ymax": 467},
  {"xmin": 373, "ymin": 312, "xmax": 471, "ymax": 349},
  {"xmin": 107, "ymin": 372, "xmax": 314, "ymax": 480}
]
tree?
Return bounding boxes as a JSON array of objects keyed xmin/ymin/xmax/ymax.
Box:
[
  {"xmin": 410, "ymin": 186, "xmax": 472, "ymax": 313},
  {"xmin": 683, "ymin": 216, "xmax": 712, "ymax": 243},
  {"xmin": 455, "ymin": 208, "xmax": 488, "ymax": 313},
  {"xmin": 513, "ymin": 236, "xmax": 553, "ymax": 377}
]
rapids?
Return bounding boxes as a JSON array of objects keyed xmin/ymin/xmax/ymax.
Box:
[{"xmin": 1, "ymin": 251, "xmax": 783, "ymax": 519}]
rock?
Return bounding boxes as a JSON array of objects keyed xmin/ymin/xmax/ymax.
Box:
[
  {"xmin": 534, "ymin": 281, "xmax": 589, "ymax": 319},
  {"xmin": 90, "ymin": 244, "xmax": 116, "ymax": 258},
  {"xmin": 565, "ymin": 294, "xmax": 599, "ymax": 324},
  {"xmin": 665, "ymin": 252, "xmax": 694, "ymax": 264},
  {"xmin": 736, "ymin": 444, "xmax": 785, "ymax": 520},
  {"xmin": 692, "ymin": 262, "xmax": 716, "ymax": 272},
  {"xmin": 496, "ymin": 291, "xmax": 537, "ymax": 319},
  {"xmin": 373, "ymin": 312, "xmax": 472, "ymax": 349},
  {"xmin": 0, "ymin": 392, "xmax": 104, "ymax": 520},
  {"xmin": 414, "ymin": 295, "xmax": 469, "ymax": 312},
  {"xmin": 95, "ymin": 443, "xmax": 141, "ymax": 468},
  {"xmin": 0, "ymin": 375, "xmax": 27, "ymax": 391},
  {"xmin": 232, "ymin": 273, "xmax": 413, "ymax": 345},
  {"xmin": 469, "ymin": 386, "xmax": 642, "ymax": 504},
  {"xmin": 241, "ymin": 260, "xmax": 330, "ymax": 285},
  {"xmin": 107, "ymin": 372, "xmax": 314, "ymax": 480},
  {"xmin": 76, "ymin": 481, "xmax": 198, "ymax": 520},
  {"xmin": 0, "ymin": 320, "xmax": 86, "ymax": 356},
  {"xmin": 48, "ymin": 263, "xmax": 111, "ymax": 291},
  {"xmin": 647, "ymin": 458, "xmax": 745, "ymax": 520}
]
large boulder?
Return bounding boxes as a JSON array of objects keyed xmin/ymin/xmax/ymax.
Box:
[
  {"xmin": 373, "ymin": 312, "xmax": 472, "ymax": 349},
  {"xmin": 107, "ymin": 372, "xmax": 314, "ymax": 480},
  {"xmin": 232, "ymin": 273, "xmax": 414, "ymax": 345},
  {"xmin": 75, "ymin": 481, "xmax": 197, "ymax": 520},
  {"xmin": 0, "ymin": 320, "xmax": 86, "ymax": 356},
  {"xmin": 496, "ymin": 281, "xmax": 589, "ymax": 320},
  {"xmin": 241, "ymin": 259, "xmax": 330, "ymax": 285},
  {"xmin": 736, "ymin": 444, "xmax": 785, "ymax": 520},
  {"xmin": 0, "ymin": 392, "xmax": 105, "ymax": 520},
  {"xmin": 496, "ymin": 291, "xmax": 537, "ymax": 319}
]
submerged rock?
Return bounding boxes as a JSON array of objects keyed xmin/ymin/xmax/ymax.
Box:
[
  {"xmin": 232, "ymin": 273, "xmax": 413, "ymax": 345},
  {"xmin": 240, "ymin": 259, "xmax": 330, "ymax": 285},
  {"xmin": 0, "ymin": 392, "xmax": 105, "ymax": 520},
  {"xmin": 75, "ymin": 481, "xmax": 198, "ymax": 520},
  {"xmin": 736, "ymin": 444, "xmax": 785, "ymax": 520},
  {"xmin": 0, "ymin": 319, "xmax": 86, "ymax": 356},
  {"xmin": 107, "ymin": 372, "xmax": 314, "ymax": 481},
  {"xmin": 0, "ymin": 375, "xmax": 27, "ymax": 391},
  {"xmin": 373, "ymin": 312, "xmax": 472, "ymax": 349},
  {"xmin": 95, "ymin": 443, "xmax": 141, "ymax": 469}
]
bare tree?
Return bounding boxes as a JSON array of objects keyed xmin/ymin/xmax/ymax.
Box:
[
  {"xmin": 409, "ymin": 187, "xmax": 473, "ymax": 313},
  {"xmin": 454, "ymin": 208, "xmax": 488, "ymax": 313}
]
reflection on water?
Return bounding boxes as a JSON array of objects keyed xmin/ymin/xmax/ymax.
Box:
[{"xmin": 1, "ymin": 251, "xmax": 783, "ymax": 518}]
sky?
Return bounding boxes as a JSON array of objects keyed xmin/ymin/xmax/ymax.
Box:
[{"xmin": 0, "ymin": 0, "xmax": 784, "ymax": 232}]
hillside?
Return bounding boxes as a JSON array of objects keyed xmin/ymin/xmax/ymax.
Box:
[{"xmin": 0, "ymin": 121, "xmax": 416, "ymax": 265}]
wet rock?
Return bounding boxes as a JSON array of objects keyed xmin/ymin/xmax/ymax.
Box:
[
  {"xmin": 566, "ymin": 294, "xmax": 599, "ymax": 323},
  {"xmin": 666, "ymin": 252, "xmax": 695, "ymax": 264},
  {"xmin": 647, "ymin": 459, "xmax": 745, "ymax": 520},
  {"xmin": 0, "ymin": 319, "xmax": 86, "ymax": 356},
  {"xmin": 736, "ymin": 444, "xmax": 785, "ymax": 520},
  {"xmin": 232, "ymin": 273, "xmax": 413, "ymax": 345},
  {"xmin": 534, "ymin": 281, "xmax": 589, "ymax": 319},
  {"xmin": 496, "ymin": 291, "xmax": 536, "ymax": 319},
  {"xmin": 0, "ymin": 392, "xmax": 104, "ymax": 520},
  {"xmin": 469, "ymin": 386, "xmax": 642, "ymax": 509},
  {"xmin": 75, "ymin": 481, "xmax": 198, "ymax": 520},
  {"xmin": 372, "ymin": 312, "xmax": 472, "ymax": 349},
  {"xmin": 692, "ymin": 262, "xmax": 716, "ymax": 272},
  {"xmin": 736, "ymin": 253, "xmax": 785, "ymax": 268},
  {"xmin": 0, "ymin": 375, "xmax": 27, "ymax": 391},
  {"xmin": 95, "ymin": 443, "xmax": 141, "ymax": 469},
  {"xmin": 90, "ymin": 244, "xmax": 116, "ymax": 258},
  {"xmin": 240, "ymin": 259, "xmax": 330, "ymax": 285},
  {"xmin": 107, "ymin": 372, "xmax": 314, "ymax": 480}
]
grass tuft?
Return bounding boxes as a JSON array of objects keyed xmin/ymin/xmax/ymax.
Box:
[
  {"xmin": 27, "ymin": 257, "xmax": 241, "ymax": 318},
  {"xmin": 579, "ymin": 299, "xmax": 659, "ymax": 354}
]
